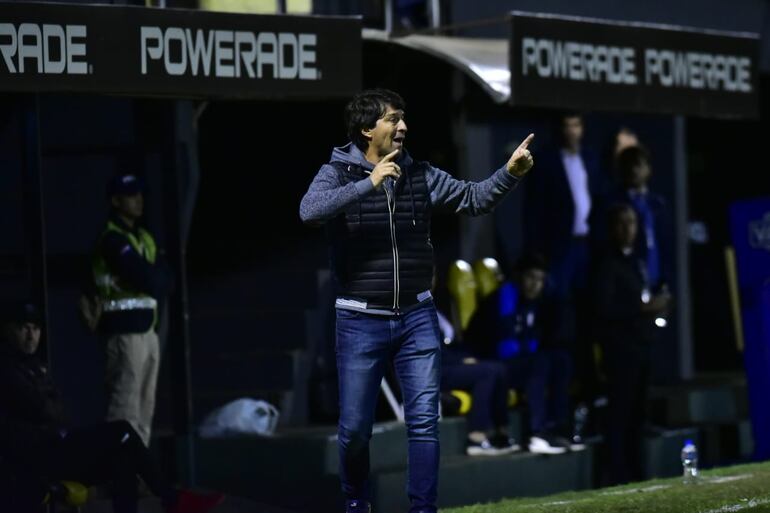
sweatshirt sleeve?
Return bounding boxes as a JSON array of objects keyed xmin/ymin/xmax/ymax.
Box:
[
  {"xmin": 299, "ymin": 163, "xmax": 375, "ymax": 225},
  {"xmin": 427, "ymin": 164, "xmax": 520, "ymax": 216}
]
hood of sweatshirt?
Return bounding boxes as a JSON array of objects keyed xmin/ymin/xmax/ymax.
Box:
[
  {"xmin": 330, "ymin": 142, "xmax": 418, "ymax": 226},
  {"xmin": 330, "ymin": 142, "xmax": 413, "ymax": 171}
]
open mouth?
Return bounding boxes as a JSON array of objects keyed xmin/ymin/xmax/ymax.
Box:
[{"xmin": 393, "ymin": 135, "xmax": 405, "ymax": 146}]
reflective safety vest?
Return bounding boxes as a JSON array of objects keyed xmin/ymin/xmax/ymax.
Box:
[{"xmin": 92, "ymin": 220, "xmax": 158, "ymax": 314}]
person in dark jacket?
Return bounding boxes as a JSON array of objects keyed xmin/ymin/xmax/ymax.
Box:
[
  {"xmin": 523, "ymin": 112, "xmax": 604, "ymax": 402},
  {"xmin": 299, "ymin": 89, "xmax": 535, "ymax": 513},
  {"xmin": 466, "ymin": 253, "xmax": 578, "ymax": 454},
  {"xmin": 0, "ymin": 300, "xmax": 221, "ymax": 513},
  {"xmin": 92, "ymin": 173, "xmax": 172, "ymax": 446},
  {"xmin": 592, "ymin": 204, "xmax": 671, "ymax": 484},
  {"xmin": 610, "ymin": 145, "xmax": 669, "ymax": 291},
  {"xmin": 523, "ymin": 113, "xmax": 603, "ymax": 298}
]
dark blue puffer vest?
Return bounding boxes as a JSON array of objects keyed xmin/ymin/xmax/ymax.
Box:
[{"xmin": 327, "ymin": 161, "xmax": 434, "ymax": 310}]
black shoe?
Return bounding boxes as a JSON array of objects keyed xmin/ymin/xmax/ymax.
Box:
[
  {"xmin": 346, "ymin": 500, "xmax": 371, "ymax": 513},
  {"xmin": 489, "ymin": 434, "xmax": 521, "ymax": 454}
]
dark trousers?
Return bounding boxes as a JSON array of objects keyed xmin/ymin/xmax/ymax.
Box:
[
  {"xmin": 441, "ymin": 360, "xmax": 508, "ymax": 432},
  {"xmin": 605, "ymin": 349, "xmax": 649, "ymax": 485},
  {"xmin": 14, "ymin": 421, "xmax": 172, "ymax": 513},
  {"xmin": 549, "ymin": 238, "xmax": 597, "ymax": 399},
  {"xmin": 505, "ymin": 349, "xmax": 572, "ymax": 434}
]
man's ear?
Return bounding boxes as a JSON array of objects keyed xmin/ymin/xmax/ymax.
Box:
[{"xmin": 361, "ymin": 127, "xmax": 373, "ymax": 141}]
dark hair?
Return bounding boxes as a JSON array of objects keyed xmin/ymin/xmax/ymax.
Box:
[
  {"xmin": 554, "ymin": 111, "xmax": 584, "ymax": 145},
  {"xmin": 345, "ymin": 89, "xmax": 406, "ymax": 152},
  {"xmin": 616, "ymin": 145, "xmax": 650, "ymax": 178},
  {"xmin": 513, "ymin": 251, "xmax": 548, "ymax": 276},
  {"xmin": 560, "ymin": 110, "xmax": 583, "ymax": 123},
  {"xmin": 606, "ymin": 202, "xmax": 636, "ymax": 226}
]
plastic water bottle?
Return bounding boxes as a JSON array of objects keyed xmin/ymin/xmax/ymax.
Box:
[{"xmin": 681, "ymin": 439, "xmax": 699, "ymax": 484}]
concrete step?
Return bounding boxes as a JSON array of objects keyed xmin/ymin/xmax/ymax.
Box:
[
  {"xmin": 192, "ymin": 416, "xmax": 588, "ymax": 513},
  {"xmin": 373, "ymin": 448, "xmax": 594, "ymax": 513},
  {"xmin": 648, "ymin": 375, "xmax": 749, "ymax": 426},
  {"xmin": 642, "ymin": 427, "xmax": 700, "ymax": 479}
]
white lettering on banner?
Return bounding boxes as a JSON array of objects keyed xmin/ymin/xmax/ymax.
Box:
[
  {"xmin": 521, "ymin": 37, "xmax": 753, "ymax": 94},
  {"xmin": 522, "ymin": 37, "xmax": 637, "ymax": 85},
  {"xmin": 140, "ymin": 26, "xmax": 319, "ymax": 80},
  {"xmin": 645, "ymin": 49, "xmax": 752, "ymax": 92},
  {"xmin": 0, "ymin": 22, "xmax": 88, "ymax": 74}
]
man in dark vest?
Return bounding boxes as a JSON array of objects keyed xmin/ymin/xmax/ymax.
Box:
[{"xmin": 299, "ymin": 89, "xmax": 534, "ymax": 513}]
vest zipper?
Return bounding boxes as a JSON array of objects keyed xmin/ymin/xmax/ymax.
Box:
[{"xmin": 384, "ymin": 185, "xmax": 400, "ymax": 311}]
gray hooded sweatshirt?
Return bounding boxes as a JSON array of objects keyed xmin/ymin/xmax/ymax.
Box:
[{"xmin": 299, "ymin": 143, "xmax": 521, "ymax": 314}]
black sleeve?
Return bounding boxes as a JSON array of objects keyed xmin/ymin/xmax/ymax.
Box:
[
  {"xmin": 591, "ymin": 259, "xmax": 641, "ymax": 323},
  {"xmin": 653, "ymin": 194, "xmax": 672, "ymax": 289},
  {"xmin": 0, "ymin": 364, "xmax": 65, "ymax": 427},
  {"xmin": 538, "ymin": 297, "xmax": 573, "ymax": 349},
  {"xmin": 465, "ymin": 294, "xmax": 499, "ymax": 358},
  {"xmin": 441, "ymin": 345, "xmax": 468, "ymax": 366},
  {"xmin": 102, "ymin": 231, "xmax": 173, "ymax": 299}
]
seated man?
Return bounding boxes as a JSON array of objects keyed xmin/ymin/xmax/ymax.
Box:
[
  {"xmin": 435, "ymin": 308, "xmax": 519, "ymax": 456},
  {"xmin": 0, "ymin": 300, "xmax": 222, "ymax": 513},
  {"xmin": 467, "ymin": 253, "xmax": 580, "ymax": 454}
]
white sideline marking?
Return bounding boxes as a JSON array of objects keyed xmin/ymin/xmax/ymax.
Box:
[
  {"xmin": 708, "ymin": 475, "xmax": 753, "ymax": 484},
  {"xmin": 699, "ymin": 498, "xmax": 770, "ymax": 513},
  {"xmin": 601, "ymin": 484, "xmax": 672, "ymax": 495},
  {"xmin": 521, "ymin": 473, "xmax": 759, "ymax": 509}
]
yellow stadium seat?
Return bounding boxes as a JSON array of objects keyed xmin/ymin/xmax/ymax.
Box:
[
  {"xmin": 472, "ymin": 257, "xmax": 505, "ymax": 299},
  {"xmin": 449, "ymin": 390, "xmax": 473, "ymax": 415},
  {"xmin": 44, "ymin": 480, "xmax": 89, "ymax": 512},
  {"xmin": 447, "ymin": 260, "xmax": 477, "ymax": 332}
]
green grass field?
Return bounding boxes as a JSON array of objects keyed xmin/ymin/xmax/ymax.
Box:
[{"xmin": 444, "ymin": 462, "xmax": 770, "ymax": 513}]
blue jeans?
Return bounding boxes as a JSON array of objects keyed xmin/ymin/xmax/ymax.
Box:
[{"xmin": 336, "ymin": 301, "xmax": 441, "ymax": 513}]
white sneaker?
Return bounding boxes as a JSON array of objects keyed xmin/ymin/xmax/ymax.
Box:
[{"xmin": 528, "ymin": 434, "xmax": 568, "ymax": 454}]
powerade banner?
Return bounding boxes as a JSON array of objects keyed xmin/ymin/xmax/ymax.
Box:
[
  {"xmin": 510, "ymin": 13, "xmax": 759, "ymax": 118},
  {"xmin": 729, "ymin": 198, "xmax": 770, "ymax": 460},
  {"xmin": 0, "ymin": 2, "xmax": 361, "ymax": 99}
]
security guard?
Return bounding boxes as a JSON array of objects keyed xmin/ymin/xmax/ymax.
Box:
[{"xmin": 92, "ymin": 173, "xmax": 171, "ymax": 446}]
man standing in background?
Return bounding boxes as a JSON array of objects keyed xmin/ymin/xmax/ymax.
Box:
[
  {"xmin": 524, "ymin": 112, "xmax": 603, "ymax": 400},
  {"xmin": 92, "ymin": 173, "xmax": 172, "ymax": 447}
]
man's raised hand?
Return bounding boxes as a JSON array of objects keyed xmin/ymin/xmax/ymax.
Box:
[
  {"xmin": 370, "ymin": 149, "xmax": 402, "ymax": 189},
  {"xmin": 506, "ymin": 133, "xmax": 535, "ymax": 178}
]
